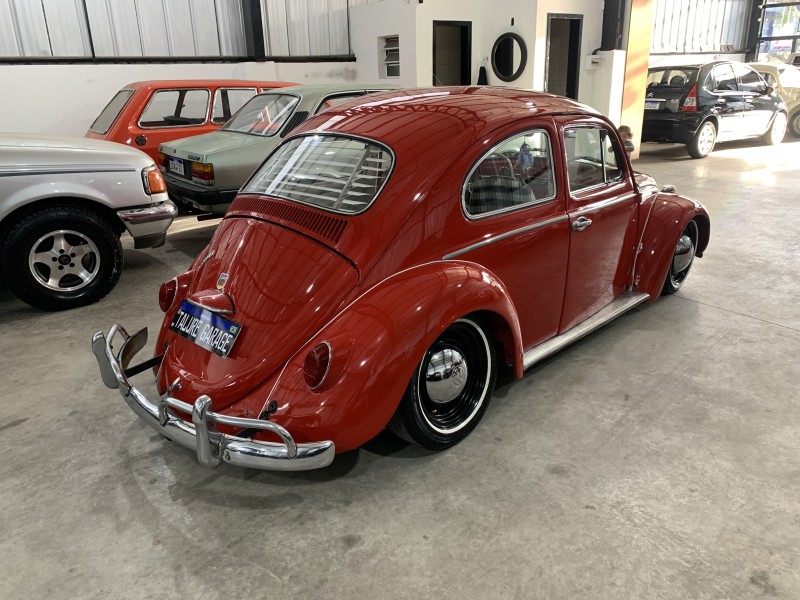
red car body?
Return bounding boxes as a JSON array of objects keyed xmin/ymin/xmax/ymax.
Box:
[
  {"xmin": 94, "ymin": 87, "xmax": 710, "ymax": 472},
  {"xmin": 85, "ymin": 79, "xmax": 295, "ymax": 161}
]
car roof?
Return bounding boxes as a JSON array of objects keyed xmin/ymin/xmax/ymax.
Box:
[
  {"xmin": 256, "ymin": 82, "xmax": 401, "ymax": 95},
  {"xmin": 123, "ymin": 80, "xmax": 295, "ymax": 90}
]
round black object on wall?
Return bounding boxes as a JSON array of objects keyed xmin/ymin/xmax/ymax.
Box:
[{"xmin": 491, "ymin": 32, "xmax": 527, "ymax": 82}]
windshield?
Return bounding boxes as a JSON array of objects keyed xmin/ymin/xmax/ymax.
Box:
[
  {"xmin": 221, "ymin": 93, "xmax": 299, "ymax": 136},
  {"xmin": 89, "ymin": 89, "xmax": 133, "ymax": 134},
  {"xmin": 242, "ymin": 135, "xmax": 393, "ymax": 214}
]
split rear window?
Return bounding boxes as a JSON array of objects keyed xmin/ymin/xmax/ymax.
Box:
[{"xmin": 242, "ymin": 135, "xmax": 393, "ymax": 214}]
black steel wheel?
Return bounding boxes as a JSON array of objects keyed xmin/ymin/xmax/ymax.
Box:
[
  {"xmin": 1, "ymin": 204, "xmax": 123, "ymax": 311},
  {"xmin": 389, "ymin": 317, "xmax": 496, "ymax": 450},
  {"xmin": 662, "ymin": 220, "xmax": 698, "ymax": 295},
  {"xmin": 790, "ymin": 111, "xmax": 800, "ymax": 138}
]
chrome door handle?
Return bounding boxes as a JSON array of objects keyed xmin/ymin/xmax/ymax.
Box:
[{"xmin": 571, "ymin": 216, "xmax": 592, "ymax": 231}]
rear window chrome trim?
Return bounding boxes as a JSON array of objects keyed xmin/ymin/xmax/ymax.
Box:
[{"xmin": 240, "ymin": 131, "xmax": 396, "ymax": 217}]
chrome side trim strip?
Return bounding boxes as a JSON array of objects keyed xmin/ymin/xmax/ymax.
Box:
[
  {"xmin": 522, "ymin": 291, "xmax": 649, "ymax": 370},
  {"xmin": 571, "ymin": 192, "xmax": 637, "ymax": 217},
  {"xmin": 0, "ymin": 166, "xmax": 137, "ymax": 176},
  {"xmin": 442, "ymin": 214, "xmax": 569, "ymax": 260}
]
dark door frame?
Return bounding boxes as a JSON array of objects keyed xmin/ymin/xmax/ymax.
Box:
[
  {"xmin": 432, "ymin": 20, "xmax": 472, "ymax": 86},
  {"xmin": 545, "ymin": 13, "xmax": 583, "ymax": 100}
]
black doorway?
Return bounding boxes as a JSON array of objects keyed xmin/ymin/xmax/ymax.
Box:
[
  {"xmin": 432, "ymin": 21, "xmax": 472, "ymax": 85},
  {"xmin": 546, "ymin": 14, "xmax": 582, "ymax": 99}
]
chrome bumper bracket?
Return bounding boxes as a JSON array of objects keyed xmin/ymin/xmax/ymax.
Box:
[{"xmin": 92, "ymin": 324, "xmax": 335, "ymax": 471}]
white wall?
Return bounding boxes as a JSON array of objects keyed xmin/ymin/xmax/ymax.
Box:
[
  {"xmin": 649, "ymin": 52, "xmax": 746, "ymax": 67},
  {"xmin": 0, "ymin": 61, "xmax": 356, "ymax": 136},
  {"xmin": 349, "ymin": 0, "xmax": 418, "ymax": 86}
]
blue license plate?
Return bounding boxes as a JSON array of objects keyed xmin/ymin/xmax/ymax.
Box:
[
  {"xmin": 169, "ymin": 300, "xmax": 242, "ymax": 358},
  {"xmin": 644, "ymin": 100, "xmax": 661, "ymax": 110}
]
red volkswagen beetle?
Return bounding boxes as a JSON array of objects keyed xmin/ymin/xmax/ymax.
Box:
[{"xmin": 93, "ymin": 87, "xmax": 709, "ymax": 471}]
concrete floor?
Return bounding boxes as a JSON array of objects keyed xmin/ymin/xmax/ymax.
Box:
[{"xmin": 1, "ymin": 137, "xmax": 798, "ymax": 600}]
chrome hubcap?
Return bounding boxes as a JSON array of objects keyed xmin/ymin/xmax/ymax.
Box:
[
  {"xmin": 672, "ymin": 234, "xmax": 695, "ymax": 274},
  {"xmin": 28, "ymin": 230, "xmax": 100, "ymax": 292},
  {"xmin": 425, "ymin": 348, "xmax": 469, "ymax": 404}
]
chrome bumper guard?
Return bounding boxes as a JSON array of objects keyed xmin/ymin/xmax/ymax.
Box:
[{"xmin": 92, "ymin": 324, "xmax": 335, "ymax": 471}]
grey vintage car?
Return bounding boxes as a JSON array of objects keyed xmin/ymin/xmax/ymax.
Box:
[
  {"xmin": 159, "ymin": 83, "xmax": 398, "ymax": 214},
  {"xmin": 0, "ymin": 134, "xmax": 177, "ymax": 311}
]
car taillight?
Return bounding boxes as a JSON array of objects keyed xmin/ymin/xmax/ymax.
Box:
[
  {"xmin": 303, "ymin": 342, "xmax": 331, "ymax": 389},
  {"xmin": 159, "ymin": 278, "xmax": 177, "ymax": 313},
  {"xmin": 156, "ymin": 151, "xmax": 166, "ymax": 170},
  {"xmin": 682, "ymin": 84, "xmax": 697, "ymax": 112},
  {"xmin": 191, "ymin": 162, "xmax": 215, "ymax": 186}
]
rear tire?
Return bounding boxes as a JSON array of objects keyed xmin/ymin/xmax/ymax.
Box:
[
  {"xmin": 761, "ymin": 112, "xmax": 787, "ymax": 146},
  {"xmin": 1, "ymin": 205, "xmax": 123, "ymax": 311},
  {"xmin": 790, "ymin": 112, "xmax": 800, "ymax": 138},
  {"xmin": 687, "ymin": 121, "xmax": 716, "ymax": 159},
  {"xmin": 389, "ymin": 317, "xmax": 496, "ymax": 451}
]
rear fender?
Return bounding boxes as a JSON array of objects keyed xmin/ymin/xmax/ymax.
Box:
[
  {"xmin": 634, "ymin": 194, "xmax": 710, "ymax": 298},
  {"xmin": 261, "ymin": 261, "xmax": 523, "ymax": 452}
]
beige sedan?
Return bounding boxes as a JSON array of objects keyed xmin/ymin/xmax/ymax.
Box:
[{"xmin": 751, "ymin": 62, "xmax": 800, "ymax": 137}]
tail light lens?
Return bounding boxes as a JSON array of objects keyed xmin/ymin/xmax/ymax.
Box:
[
  {"xmin": 191, "ymin": 161, "xmax": 215, "ymax": 186},
  {"xmin": 156, "ymin": 151, "xmax": 166, "ymax": 171},
  {"xmin": 159, "ymin": 277, "xmax": 178, "ymax": 313},
  {"xmin": 682, "ymin": 84, "xmax": 698, "ymax": 112},
  {"xmin": 303, "ymin": 342, "xmax": 331, "ymax": 389},
  {"xmin": 144, "ymin": 167, "xmax": 167, "ymax": 195}
]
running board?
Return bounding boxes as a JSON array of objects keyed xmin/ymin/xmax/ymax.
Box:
[{"xmin": 522, "ymin": 291, "xmax": 650, "ymax": 370}]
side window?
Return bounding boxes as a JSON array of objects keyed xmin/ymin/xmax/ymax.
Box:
[
  {"xmin": 314, "ymin": 92, "xmax": 366, "ymax": 115},
  {"xmin": 710, "ymin": 65, "xmax": 737, "ymax": 92},
  {"xmin": 463, "ymin": 130, "xmax": 556, "ymax": 218},
  {"xmin": 139, "ymin": 89, "xmax": 210, "ymax": 128},
  {"xmin": 734, "ymin": 65, "xmax": 765, "ymax": 93},
  {"xmin": 564, "ymin": 127, "xmax": 623, "ymax": 193},
  {"xmin": 212, "ymin": 88, "xmax": 258, "ymax": 124}
]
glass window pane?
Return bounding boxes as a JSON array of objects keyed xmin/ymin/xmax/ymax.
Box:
[
  {"xmin": 221, "ymin": 94, "xmax": 300, "ymax": 136},
  {"xmin": 243, "ymin": 135, "xmax": 393, "ymax": 215},
  {"xmin": 314, "ymin": 93, "xmax": 364, "ymax": 114},
  {"xmin": 602, "ymin": 130, "xmax": 622, "ymax": 181},
  {"xmin": 139, "ymin": 89, "xmax": 209, "ymax": 127},
  {"xmin": 212, "ymin": 88, "xmax": 258, "ymax": 123},
  {"xmin": 564, "ymin": 128, "xmax": 604, "ymax": 192},
  {"xmin": 90, "ymin": 89, "xmax": 134, "ymax": 133},
  {"xmin": 464, "ymin": 131, "xmax": 555, "ymax": 217}
]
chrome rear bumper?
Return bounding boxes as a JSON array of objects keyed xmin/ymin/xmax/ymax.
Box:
[{"xmin": 92, "ymin": 324, "xmax": 335, "ymax": 471}]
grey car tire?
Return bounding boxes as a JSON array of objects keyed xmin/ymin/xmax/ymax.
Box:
[
  {"xmin": 761, "ymin": 112, "xmax": 787, "ymax": 146},
  {"xmin": 790, "ymin": 112, "xmax": 800, "ymax": 138}
]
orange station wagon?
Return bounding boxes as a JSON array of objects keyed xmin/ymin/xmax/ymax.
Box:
[{"xmin": 86, "ymin": 79, "xmax": 295, "ymax": 161}]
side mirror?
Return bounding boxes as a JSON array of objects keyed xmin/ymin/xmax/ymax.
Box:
[
  {"xmin": 661, "ymin": 184, "xmax": 676, "ymax": 193},
  {"xmin": 764, "ymin": 85, "xmax": 774, "ymax": 96}
]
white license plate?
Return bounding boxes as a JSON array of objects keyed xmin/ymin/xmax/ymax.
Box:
[
  {"xmin": 644, "ymin": 101, "xmax": 661, "ymax": 110},
  {"xmin": 168, "ymin": 157, "xmax": 185, "ymax": 176}
]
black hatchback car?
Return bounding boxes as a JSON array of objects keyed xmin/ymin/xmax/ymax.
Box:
[{"xmin": 641, "ymin": 61, "xmax": 787, "ymax": 158}]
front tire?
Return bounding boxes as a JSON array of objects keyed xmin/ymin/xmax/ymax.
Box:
[
  {"xmin": 1, "ymin": 205, "xmax": 123, "ymax": 311},
  {"xmin": 762, "ymin": 112, "xmax": 787, "ymax": 145},
  {"xmin": 687, "ymin": 121, "xmax": 716, "ymax": 159},
  {"xmin": 662, "ymin": 220, "xmax": 698, "ymax": 295},
  {"xmin": 389, "ymin": 317, "xmax": 496, "ymax": 450}
]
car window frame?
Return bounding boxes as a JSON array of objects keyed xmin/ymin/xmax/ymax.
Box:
[
  {"xmin": 461, "ymin": 128, "xmax": 558, "ymax": 221},
  {"xmin": 137, "ymin": 87, "xmax": 211, "ymax": 130},
  {"xmin": 211, "ymin": 86, "xmax": 259, "ymax": 125},
  {"xmin": 220, "ymin": 91, "xmax": 302, "ymax": 138},
  {"xmin": 89, "ymin": 88, "xmax": 134, "ymax": 134},
  {"xmin": 311, "ymin": 91, "xmax": 368, "ymax": 115},
  {"xmin": 562, "ymin": 123, "xmax": 626, "ymax": 197}
]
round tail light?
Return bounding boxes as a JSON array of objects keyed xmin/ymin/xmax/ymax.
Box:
[
  {"xmin": 159, "ymin": 277, "xmax": 177, "ymax": 313},
  {"xmin": 303, "ymin": 342, "xmax": 331, "ymax": 389}
]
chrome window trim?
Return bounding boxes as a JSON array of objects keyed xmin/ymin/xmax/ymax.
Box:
[
  {"xmin": 461, "ymin": 128, "xmax": 558, "ymax": 221},
  {"xmin": 563, "ymin": 124, "xmax": 626, "ymax": 196},
  {"xmin": 570, "ymin": 192, "xmax": 637, "ymax": 217},
  {"xmin": 240, "ymin": 131, "xmax": 396, "ymax": 217},
  {"xmin": 137, "ymin": 87, "xmax": 212, "ymax": 130},
  {"xmin": 442, "ymin": 214, "xmax": 569, "ymax": 260}
]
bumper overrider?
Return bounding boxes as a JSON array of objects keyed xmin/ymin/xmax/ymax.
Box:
[{"xmin": 92, "ymin": 324, "xmax": 335, "ymax": 471}]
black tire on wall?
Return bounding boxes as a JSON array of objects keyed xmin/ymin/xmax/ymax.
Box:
[
  {"xmin": 389, "ymin": 317, "xmax": 496, "ymax": 451},
  {"xmin": 1, "ymin": 204, "xmax": 123, "ymax": 311}
]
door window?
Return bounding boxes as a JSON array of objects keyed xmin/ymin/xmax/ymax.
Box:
[
  {"xmin": 463, "ymin": 130, "xmax": 555, "ymax": 217},
  {"xmin": 733, "ymin": 64, "xmax": 766, "ymax": 93},
  {"xmin": 564, "ymin": 127, "xmax": 623, "ymax": 193},
  {"xmin": 707, "ymin": 64, "xmax": 737, "ymax": 92},
  {"xmin": 138, "ymin": 89, "xmax": 210, "ymax": 128},
  {"xmin": 212, "ymin": 88, "xmax": 258, "ymax": 124}
]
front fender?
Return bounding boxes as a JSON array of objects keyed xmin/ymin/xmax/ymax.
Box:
[
  {"xmin": 635, "ymin": 194, "xmax": 710, "ymax": 298},
  {"xmin": 259, "ymin": 260, "xmax": 523, "ymax": 452}
]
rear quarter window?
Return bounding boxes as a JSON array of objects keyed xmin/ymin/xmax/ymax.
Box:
[{"xmin": 90, "ymin": 89, "xmax": 133, "ymax": 134}]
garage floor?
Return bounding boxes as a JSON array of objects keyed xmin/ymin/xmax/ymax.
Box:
[{"xmin": 1, "ymin": 138, "xmax": 799, "ymax": 600}]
